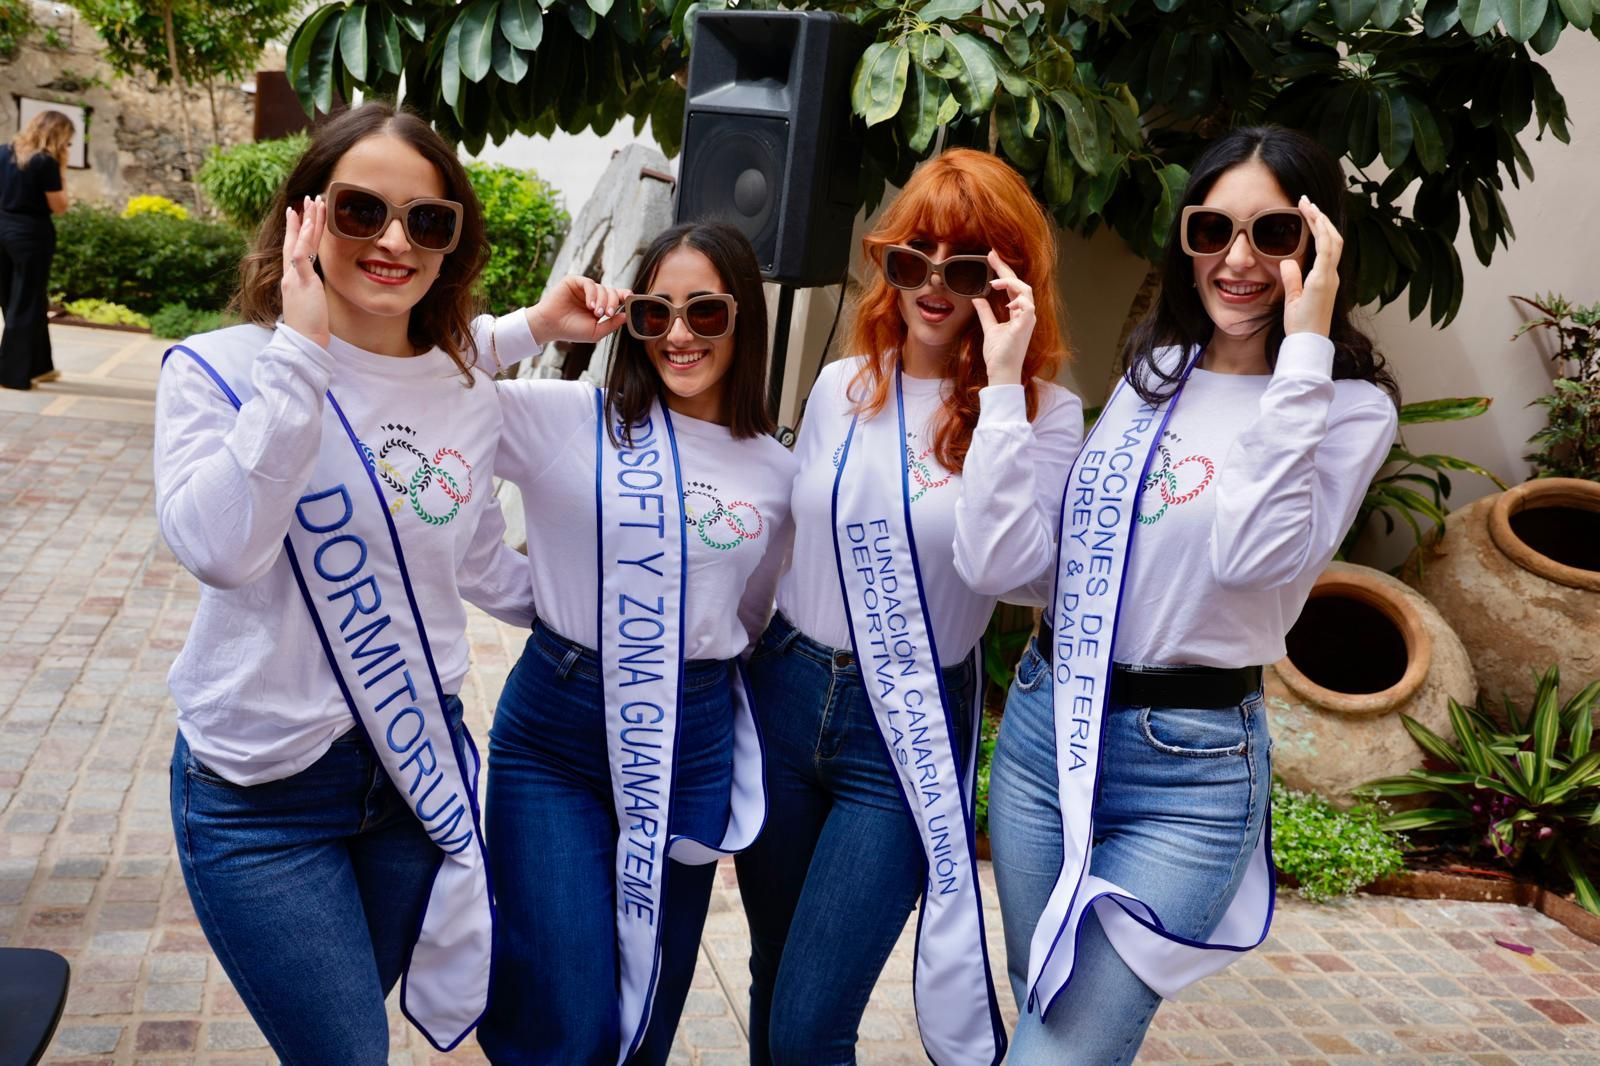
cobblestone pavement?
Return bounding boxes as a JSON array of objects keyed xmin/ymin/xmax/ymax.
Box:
[{"xmin": 2, "ymin": 325, "xmax": 1599, "ymax": 1065}]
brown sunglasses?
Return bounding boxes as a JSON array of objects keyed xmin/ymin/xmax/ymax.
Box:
[
  {"xmin": 324, "ymin": 181, "xmax": 464, "ymax": 253},
  {"xmin": 622, "ymin": 293, "xmax": 737, "ymax": 340},
  {"xmin": 882, "ymin": 245, "xmax": 993, "ymax": 298},
  {"xmin": 1179, "ymin": 206, "xmax": 1307, "ymax": 261}
]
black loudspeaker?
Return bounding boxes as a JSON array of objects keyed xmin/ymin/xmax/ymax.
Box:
[{"xmin": 676, "ymin": 12, "xmax": 868, "ymax": 287}]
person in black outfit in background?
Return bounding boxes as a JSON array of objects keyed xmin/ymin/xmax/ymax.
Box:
[{"xmin": 0, "ymin": 109, "xmax": 71, "ymax": 390}]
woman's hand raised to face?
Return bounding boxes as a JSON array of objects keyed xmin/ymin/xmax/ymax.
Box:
[
  {"xmin": 1280, "ymin": 196, "xmax": 1343, "ymax": 339},
  {"xmin": 282, "ymin": 195, "xmax": 330, "ymax": 351},
  {"xmin": 972, "ymin": 251, "xmax": 1035, "ymax": 388},
  {"xmin": 525, "ymin": 276, "xmax": 632, "ymax": 347}
]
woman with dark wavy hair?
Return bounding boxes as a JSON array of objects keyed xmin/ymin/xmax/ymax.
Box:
[
  {"xmin": 989, "ymin": 125, "xmax": 1399, "ymax": 1064},
  {"xmin": 477, "ymin": 221, "xmax": 797, "ymax": 1064},
  {"xmin": 155, "ymin": 101, "xmax": 610, "ymax": 1063},
  {"xmin": 735, "ymin": 148, "xmax": 1083, "ymax": 1064}
]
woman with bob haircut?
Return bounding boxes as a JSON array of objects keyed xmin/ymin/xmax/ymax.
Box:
[
  {"xmin": 989, "ymin": 125, "xmax": 1398, "ymax": 1063},
  {"xmin": 155, "ymin": 101, "xmax": 618, "ymax": 1063},
  {"xmin": 735, "ymin": 148, "xmax": 1083, "ymax": 1064},
  {"xmin": 476, "ymin": 220, "xmax": 797, "ymax": 1064}
]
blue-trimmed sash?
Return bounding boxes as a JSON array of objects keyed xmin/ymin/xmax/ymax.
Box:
[
  {"xmin": 1024, "ymin": 355, "xmax": 1275, "ymax": 1019},
  {"xmin": 830, "ymin": 367, "xmax": 1005, "ymax": 1066},
  {"xmin": 162, "ymin": 343, "xmax": 493, "ymax": 1051},
  {"xmin": 594, "ymin": 392, "xmax": 767, "ymax": 1063}
]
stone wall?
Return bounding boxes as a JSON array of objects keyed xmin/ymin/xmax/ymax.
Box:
[{"xmin": 0, "ymin": 3, "xmax": 276, "ymax": 210}]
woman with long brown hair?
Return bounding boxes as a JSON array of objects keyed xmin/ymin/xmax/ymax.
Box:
[
  {"xmin": 734, "ymin": 148, "xmax": 1082, "ymax": 1064},
  {"xmin": 153, "ymin": 101, "xmax": 611, "ymax": 1063},
  {"xmin": 0, "ymin": 109, "xmax": 72, "ymax": 389}
]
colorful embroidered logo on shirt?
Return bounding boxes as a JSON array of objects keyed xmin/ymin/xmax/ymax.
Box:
[
  {"xmin": 1138, "ymin": 433, "xmax": 1214, "ymax": 526},
  {"xmin": 360, "ymin": 424, "xmax": 474, "ymax": 527},
  {"xmin": 683, "ymin": 481, "xmax": 764, "ymax": 551},
  {"xmin": 831, "ymin": 431, "xmax": 951, "ymax": 504}
]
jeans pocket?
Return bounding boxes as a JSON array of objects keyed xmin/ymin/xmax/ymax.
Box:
[
  {"xmin": 1138, "ymin": 704, "xmax": 1250, "ymax": 758},
  {"xmin": 1013, "ymin": 641, "xmax": 1048, "ymax": 694},
  {"xmin": 181, "ymin": 745, "xmax": 240, "ymax": 788}
]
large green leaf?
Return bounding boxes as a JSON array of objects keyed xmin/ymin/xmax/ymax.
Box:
[
  {"xmin": 1051, "ymin": 90, "xmax": 1100, "ymax": 175},
  {"xmin": 899, "ymin": 65, "xmax": 942, "ymax": 154},
  {"xmin": 286, "ymin": 4, "xmax": 340, "ymax": 105},
  {"xmin": 340, "ymin": 0, "xmax": 369, "ymax": 83},
  {"xmin": 492, "ymin": 22, "xmax": 529, "ymax": 81},
  {"xmin": 852, "ymin": 42, "xmax": 910, "ymax": 127},
  {"xmin": 1380, "ymin": 807, "xmax": 1475, "ymax": 832},
  {"xmin": 1281, "ymin": 0, "xmax": 1321, "ymax": 32},
  {"xmin": 1459, "ymin": 0, "xmax": 1502, "ymax": 34},
  {"xmin": 1530, "ymin": 0, "xmax": 1566, "ymax": 50},
  {"xmin": 500, "ymin": 0, "xmax": 544, "ymax": 50},
  {"xmin": 307, "ymin": 5, "xmax": 344, "ymax": 115},
  {"xmin": 1043, "ymin": 108, "xmax": 1074, "ymax": 205},
  {"xmin": 1151, "ymin": 163, "xmax": 1187, "ymax": 248},
  {"xmin": 458, "ymin": 0, "xmax": 498, "ymax": 83},
  {"xmin": 1398, "ymin": 396, "xmax": 1492, "ymax": 423},
  {"xmin": 996, "ymin": 89, "xmax": 1044, "ymax": 170},
  {"xmin": 1378, "ymin": 90, "xmax": 1414, "ymax": 169},
  {"xmin": 1561, "ymin": 844, "xmax": 1600, "ymax": 915},
  {"xmin": 919, "ymin": 0, "xmax": 985, "ymax": 21},
  {"xmin": 1331, "ymin": 0, "xmax": 1380, "ymax": 29},
  {"xmin": 372, "ymin": 6, "xmax": 405, "ymax": 76},
  {"xmin": 1408, "ymin": 98, "xmax": 1447, "ymax": 174},
  {"xmin": 1374, "ymin": 0, "xmax": 1411, "ymax": 26},
  {"xmin": 589, "ymin": 0, "xmax": 616, "ymax": 17},
  {"xmin": 1400, "ymin": 712, "xmax": 1464, "ymax": 768},
  {"xmin": 1554, "ymin": 0, "xmax": 1592, "ymax": 29},
  {"xmin": 442, "ymin": 15, "xmax": 465, "ymax": 118},
  {"xmin": 946, "ymin": 33, "xmax": 1000, "ymax": 114},
  {"xmin": 1500, "ymin": 0, "xmax": 1550, "ymax": 37},
  {"xmin": 1424, "ymin": 0, "xmax": 1462, "ymax": 33}
]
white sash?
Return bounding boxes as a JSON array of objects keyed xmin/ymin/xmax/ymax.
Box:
[
  {"xmin": 594, "ymin": 392, "xmax": 768, "ymax": 1063},
  {"xmin": 830, "ymin": 368, "xmax": 1005, "ymax": 1066},
  {"xmin": 1024, "ymin": 355, "xmax": 1275, "ymax": 1019},
  {"xmin": 163, "ymin": 344, "xmax": 494, "ymax": 1051}
]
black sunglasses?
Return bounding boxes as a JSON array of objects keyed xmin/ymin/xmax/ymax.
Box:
[{"xmin": 325, "ymin": 181, "xmax": 464, "ymax": 253}]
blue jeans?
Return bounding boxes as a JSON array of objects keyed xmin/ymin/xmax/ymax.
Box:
[
  {"xmin": 171, "ymin": 700, "xmax": 462, "ymax": 1066},
  {"xmin": 479, "ymin": 619, "xmax": 734, "ymax": 1066},
  {"xmin": 734, "ymin": 613, "xmax": 977, "ymax": 1066},
  {"xmin": 989, "ymin": 641, "xmax": 1271, "ymax": 1065}
]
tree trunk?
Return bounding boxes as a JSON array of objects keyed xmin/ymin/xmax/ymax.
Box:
[
  {"xmin": 162, "ymin": 1, "xmax": 202, "ymax": 214},
  {"xmin": 205, "ymin": 77, "xmax": 222, "ymax": 151}
]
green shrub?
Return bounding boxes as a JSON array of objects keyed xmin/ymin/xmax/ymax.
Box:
[
  {"xmin": 150, "ymin": 302, "xmax": 237, "ymax": 340},
  {"xmin": 197, "ymin": 134, "xmax": 309, "ymax": 232},
  {"xmin": 974, "ymin": 710, "xmax": 1001, "ymax": 837},
  {"xmin": 122, "ymin": 194, "xmax": 188, "ymax": 221},
  {"xmin": 0, "ymin": 0, "xmax": 34, "ymax": 60},
  {"xmin": 465, "ymin": 162, "xmax": 569, "ymax": 313},
  {"xmin": 62, "ymin": 298, "xmax": 149, "ymax": 329},
  {"xmin": 1271, "ymin": 781, "xmax": 1406, "ymax": 903},
  {"xmin": 53, "ymin": 205, "xmax": 245, "ymax": 315}
]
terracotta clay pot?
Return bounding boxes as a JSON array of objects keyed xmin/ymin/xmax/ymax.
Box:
[
  {"xmin": 1266, "ymin": 562, "xmax": 1477, "ymax": 805},
  {"xmin": 1407, "ymin": 478, "xmax": 1600, "ymax": 711}
]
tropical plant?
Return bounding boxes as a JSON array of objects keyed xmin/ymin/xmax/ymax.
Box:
[
  {"xmin": 197, "ymin": 134, "xmax": 310, "ymax": 231},
  {"xmin": 1513, "ymin": 293, "xmax": 1600, "ymax": 480},
  {"xmin": 1270, "ymin": 781, "xmax": 1407, "ymax": 902},
  {"xmin": 1339, "ymin": 396, "xmax": 1507, "ymax": 561},
  {"xmin": 1359, "ymin": 667, "xmax": 1600, "ymax": 915},
  {"xmin": 122, "ymin": 194, "xmax": 189, "ymax": 221},
  {"xmin": 465, "ymin": 161, "xmax": 569, "ymax": 312},
  {"xmin": 289, "ymin": 0, "xmax": 1592, "ymax": 327}
]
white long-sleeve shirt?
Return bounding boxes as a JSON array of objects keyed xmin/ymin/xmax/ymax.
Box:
[
  {"xmin": 491, "ymin": 375, "xmax": 798, "ymax": 660},
  {"xmin": 155, "ymin": 316, "xmax": 538, "ymax": 785},
  {"xmin": 777, "ymin": 357, "xmax": 1084, "ymax": 661},
  {"xmin": 1015, "ymin": 333, "xmax": 1398, "ymax": 668}
]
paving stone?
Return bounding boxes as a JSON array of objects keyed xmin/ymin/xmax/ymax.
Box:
[{"xmin": 50, "ymin": 1024, "xmax": 124, "ymax": 1055}]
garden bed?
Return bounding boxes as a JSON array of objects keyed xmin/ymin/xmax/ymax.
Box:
[
  {"xmin": 1361, "ymin": 867, "xmax": 1600, "ymax": 944},
  {"xmin": 47, "ymin": 308, "xmax": 151, "ymax": 334}
]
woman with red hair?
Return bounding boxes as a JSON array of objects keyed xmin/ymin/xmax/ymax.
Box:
[{"xmin": 735, "ymin": 148, "xmax": 1082, "ymax": 1064}]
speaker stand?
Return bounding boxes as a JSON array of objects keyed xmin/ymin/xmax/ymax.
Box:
[{"xmin": 768, "ymin": 284, "xmax": 796, "ymax": 424}]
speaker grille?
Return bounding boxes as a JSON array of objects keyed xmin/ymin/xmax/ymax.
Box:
[{"xmin": 676, "ymin": 112, "xmax": 789, "ymax": 274}]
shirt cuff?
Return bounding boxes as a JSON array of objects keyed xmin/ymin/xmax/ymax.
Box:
[
  {"xmin": 977, "ymin": 383, "xmax": 1028, "ymax": 424},
  {"xmin": 494, "ymin": 309, "xmax": 544, "ymax": 372},
  {"xmin": 271, "ymin": 322, "xmax": 336, "ymax": 387},
  {"xmin": 1274, "ymin": 333, "xmax": 1336, "ymax": 380}
]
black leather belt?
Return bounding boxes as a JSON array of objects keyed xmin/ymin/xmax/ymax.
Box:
[{"xmin": 1035, "ymin": 621, "xmax": 1262, "ymax": 710}]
